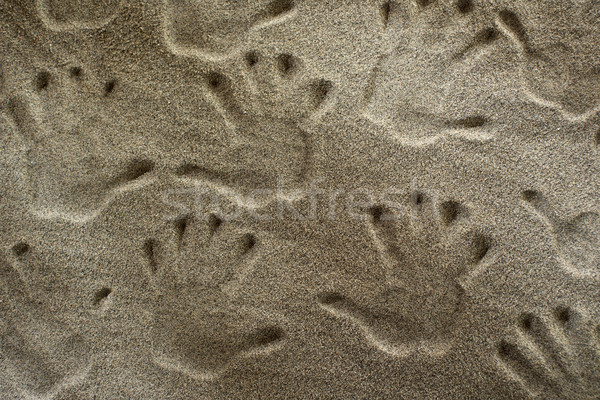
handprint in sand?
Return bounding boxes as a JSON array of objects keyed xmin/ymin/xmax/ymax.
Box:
[
  {"xmin": 163, "ymin": 0, "xmax": 296, "ymax": 60},
  {"xmin": 318, "ymin": 193, "xmax": 493, "ymax": 356},
  {"xmin": 142, "ymin": 212, "xmax": 285, "ymax": 381},
  {"xmin": 363, "ymin": 0, "xmax": 502, "ymax": 145},
  {"xmin": 495, "ymin": 0, "xmax": 600, "ymax": 119},
  {"xmin": 0, "ymin": 246, "xmax": 91, "ymax": 399},
  {"xmin": 0, "ymin": 64, "xmax": 155, "ymax": 222},
  {"xmin": 176, "ymin": 50, "xmax": 332, "ymax": 192},
  {"xmin": 497, "ymin": 305, "xmax": 600, "ymax": 399},
  {"xmin": 522, "ymin": 190, "xmax": 599, "ymax": 276}
]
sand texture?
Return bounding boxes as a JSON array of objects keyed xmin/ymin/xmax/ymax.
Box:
[{"xmin": 0, "ymin": 0, "xmax": 599, "ymax": 399}]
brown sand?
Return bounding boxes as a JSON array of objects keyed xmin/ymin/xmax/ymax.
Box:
[{"xmin": 0, "ymin": 0, "xmax": 599, "ymax": 399}]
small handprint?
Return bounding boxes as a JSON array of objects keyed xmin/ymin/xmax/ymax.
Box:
[
  {"xmin": 497, "ymin": 306, "xmax": 600, "ymax": 399},
  {"xmin": 318, "ymin": 193, "xmax": 493, "ymax": 356},
  {"xmin": 142, "ymin": 212, "xmax": 285, "ymax": 381}
]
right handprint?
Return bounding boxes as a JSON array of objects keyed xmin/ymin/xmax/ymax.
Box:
[
  {"xmin": 497, "ymin": 306, "xmax": 600, "ymax": 399},
  {"xmin": 142, "ymin": 210, "xmax": 285, "ymax": 382}
]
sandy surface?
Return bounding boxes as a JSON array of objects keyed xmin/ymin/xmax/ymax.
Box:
[{"xmin": 0, "ymin": 0, "xmax": 599, "ymax": 399}]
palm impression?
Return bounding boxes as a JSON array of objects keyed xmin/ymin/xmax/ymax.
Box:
[
  {"xmin": 142, "ymin": 212, "xmax": 285, "ymax": 381},
  {"xmin": 364, "ymin": 0, "xmax": 503, "ymax": 145},
  {"xmin": 318, "ymin": 193, "xmax": 493, "ymax": 357}
]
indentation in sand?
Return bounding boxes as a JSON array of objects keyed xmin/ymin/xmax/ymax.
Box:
[
  {"xmin": 455, "ymin": 0, "xmax": 473, "ymax": 15},
  {"xmin": 162, "ymin": 0, "xmax": 297, "ymax": 61},
  {"xmin": 522, "ymin": 190, "xmax": 600, "ymax": 276},
  {"xmin": 0, "ymin": 251, "xmax": 92, "ymax": 399},
  {"xmin": 495, "ymin": 2, "xmax": 600, "ymax": 120},
  {"xmin": 1, "ymin": 66, "xmax": 156, "ymax": 223},
  {"xmin": 175, "ymin": 50, "xmax": 332, "ymax": 193},
  {"xmin": 36, "ymin": 0, "xmax": 122, "ymax": 31},
  {"xmin": 318, "ymin": 193, "xmax": 494, "ymax": 357},
  {"xmin": 141, "ymin": 209, "xmax": 284, "ymax": 381},
  {"xmin": 362, "ymin": 1, "xmax": 500, "ymax": 145},
  {"xmin": 92, "ymin": 287, "xmax": 113, "ymax": 310},
  {"xmin": 497, "ymin": 306, "xmax": 600, "ymax": 398},
  {"xmin": 380, "ymin": 1, "xmax": 393, "ymax": 29}
]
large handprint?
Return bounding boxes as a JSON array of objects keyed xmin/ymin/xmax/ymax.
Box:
[
  {"xmin": 0, "ymin": 61, "xmax": 156, "ymax": 222},
  {"xmin": 363, "ymin": 0, "xmax": 502, "ymax": 145}
]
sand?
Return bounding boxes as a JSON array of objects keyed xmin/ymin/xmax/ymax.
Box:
[{"xmin": 0, "ymin": 0, "xmax": 599, "ymax": 399}]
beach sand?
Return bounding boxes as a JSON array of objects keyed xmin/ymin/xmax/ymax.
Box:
[{"xmin": 0, "ymin": 0, "xmax": 599, "ymax": 398}]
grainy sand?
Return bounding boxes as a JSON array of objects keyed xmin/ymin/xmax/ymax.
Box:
[{"xmin": 0, "ymin": 0, "xmax": 599, "ymax": 399}]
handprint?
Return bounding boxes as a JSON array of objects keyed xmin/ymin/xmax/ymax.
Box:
[
  {"xmin": 176, "ymin": 50, "xmax": 332, "ymax": 192},
  {"xmin": 494, "ymin": 0, "xmax": 600, "ymax": 119},
  {"xmin": 0, "ymin": 245, "xmax": 91, "ymax": 399},
  {"xmin": 318, "ymin": 193, "xmax": 493, "ymax": 356},
  {"xmin": 363, "ymin": 0, "xmax": 501, "ymax": 145},
  {"xmin": 522, "ymin": 190, "xmax": 599, "ymax": 276},
  {"xmin": 163, "ymin": 0, "xmax": 296, "ymax": 60},
  {"xmin": 497, "ymin": 306, "xmax": 600, "ymax": 399},
  {"xmin": 0, "ymin": 64, "xmax": 155, "ymax": 222},
  {"xmin": 142, "ymin": 211, "xmax": 285, "ymax": 381}
]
